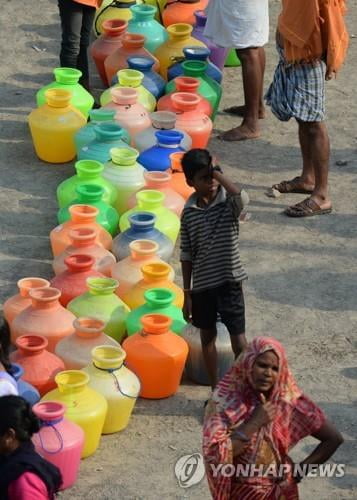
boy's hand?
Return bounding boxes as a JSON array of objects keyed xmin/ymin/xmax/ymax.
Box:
[{"xmin": 183, "ymin": 292, "xmax": 192, "ymax": 322}]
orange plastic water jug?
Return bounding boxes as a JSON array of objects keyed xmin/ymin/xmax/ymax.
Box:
[
  {"xmin": 158, "ymin": 76, "xmax": 212, "ymax": 117},
  {"xmin": 55, "ymin": 317, "xmax": 119, "ymax": 369},
  {"xmin": 122, "ymin": 314, "xmax": 188, "ymax": 398},
  {"xmin": 122, "ymin": 262, "xmax": 183, "ymax": 309},
  {"xmin": 11, "ymin": 288, "xmax": 76, "ymax": 353},
  {"xmin": 169, "ymin": 152, "xmax": 194, "ymax": 199},
  {"xmin": 111, "ymin": 239, "xmax": 174, "ymax": 298},
  {"xmin": 42, "ymin": 371, "xmax": 108, "ymax": 458},
  {"xmin": 171, "ymin": 92, "xmax": 212, "ymax": 148},
  {"xmin": 28, "ymin": 89, "xmax": 86, "ymax": 163},
  {"xmin": 90, "ymin": 19, "xmax": 128, "ymax": 86},
  {"xmin": 10, "ymin": 335, "xmax": 65, "ymax": 396},
  {"xmin": 104, "ymin": 33, "xmax": 160, "ymax": 85},
  {"xmin": 52, "ymin": 227, "xmax": 116, "ymax": 277},
  {"xmin": 3, "ymin": 277, "xmax": 50, "ymax": 327},
  {"xmin": 162, "ymin": 0, "xmax": 209, "ymax": 27},
  {"xmin": 50, "ymin": 205, "xmax": 113, "ymax": 257},
  {"xmin": 82, "ymin": 345, "xmax": 140, "ymax": 433}
]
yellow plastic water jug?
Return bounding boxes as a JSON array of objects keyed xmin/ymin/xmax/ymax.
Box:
[
  {"xmin": 82, "ymin": 345, "xmax": 140, "ymax": 433},
  {"xmin": 28, "ymin": 89, "xmax": 86, "ymax": 163},
  {"xmin": 42, "ymin": 370, "xmax": 107, "ymax": 458}
]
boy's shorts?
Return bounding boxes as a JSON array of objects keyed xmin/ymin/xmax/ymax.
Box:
[{"xmin": 191, "ymin": 281, "xmax": 245, "ymax": 335}]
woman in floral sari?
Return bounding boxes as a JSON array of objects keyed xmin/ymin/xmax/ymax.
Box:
[{"xmin": 203, "ymin": 337, "xmax": 343, "ymax": 499}]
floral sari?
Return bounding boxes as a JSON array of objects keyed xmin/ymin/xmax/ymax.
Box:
[{"xmin": 203, "ymin": 337, "xmax": 326, "ymax": 499}]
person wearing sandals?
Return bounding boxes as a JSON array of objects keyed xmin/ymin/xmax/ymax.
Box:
[
  {"xmin": 265, "ymin": 0, "xmax": 349, "ymax": 217},
  {"xmin": 204, "ymin": 0, "xmax": 269, "ymax": 142}
]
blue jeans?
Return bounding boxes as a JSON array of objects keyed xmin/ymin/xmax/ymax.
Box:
[{"xmin": 58, "ymin": 0, "xmax": 96, "ymax": 85}]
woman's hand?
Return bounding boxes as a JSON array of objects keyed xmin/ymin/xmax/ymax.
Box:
[{"xmin": 250, "ymin": 394, "xmax": 278, "ymax": 428}]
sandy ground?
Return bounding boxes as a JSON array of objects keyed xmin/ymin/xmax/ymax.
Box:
[{"xmin": 0, "ymin": 0, "xmax": 356, "ymax": 498}]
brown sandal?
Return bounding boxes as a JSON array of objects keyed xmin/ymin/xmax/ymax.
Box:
[
  {"xmin": 272, "ymin": 177, "xmax": 314, "ymax": 194},
  {"xmin": 285, "ymin": 198, "xmax": 332, "ymax": 217}
]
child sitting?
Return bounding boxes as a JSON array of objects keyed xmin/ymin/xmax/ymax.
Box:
[
  {"xmin": 180, "ymin": 149, "xmax": 249, "ymax": 390},
  {"xmin": 0, "ymin": 395, "xmax": 62, "ymax": 499}
]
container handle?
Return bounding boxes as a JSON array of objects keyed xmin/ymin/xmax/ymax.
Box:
[
  {"xmin": 38, "ymin": 420, "xmax": 64, "ymax": 455},
  {"xmin": 93, "ymin": 363, "xmax": 140, "ymax": 399}
]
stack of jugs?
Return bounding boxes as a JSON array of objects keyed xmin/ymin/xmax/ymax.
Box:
[{"xmin": 12, "ymin": 3, "xmax": 230, "ymax": 490}]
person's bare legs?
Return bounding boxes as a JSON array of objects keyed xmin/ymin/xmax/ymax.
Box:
[
  {"xmin": 223, "ymin": 47, "xmax": 266, "ymax": 121},
  {"xmin": 220, "ymin": 48, "xmax": 262, "ymax": 141},
  {"xmin": 200, "ymin": 327, "xmax": 218, "ymax": 390},
  {"xmin": 286, "ymin": 121, "xmax": 332, "ymax": 215},
  {"xmin": 229, "ymin": 333, "xmax": 247, "ymax": 359}
]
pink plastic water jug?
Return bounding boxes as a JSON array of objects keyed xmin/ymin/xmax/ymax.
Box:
[{"xmin": 32, "ymin": 401, "xmax": 84, "ymax": 490}]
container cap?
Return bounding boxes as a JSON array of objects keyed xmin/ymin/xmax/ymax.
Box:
[
  {"xmin": 140, "ymin": 313, "xmax": 172, "ymax": 335},
  {"xmin": 54, "ymin": 67, "xmax": 82, "ymax": 85}
]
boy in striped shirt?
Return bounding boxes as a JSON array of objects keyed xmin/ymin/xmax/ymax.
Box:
[{"xmin": 180, "ymin": 149, "xmax": 248, "ymax": 390}]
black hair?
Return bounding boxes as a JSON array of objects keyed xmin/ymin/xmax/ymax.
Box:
[
  {"xmin": 181, "ymin": 148, "xmax": 212, "ymax": 181},
  {"xmin": 0, "ymin": 396, "xmax": 40, "ymax": 441},
  {"xmin": 0, "ymin": 315, "xmax": 12, "ymax": 373}
]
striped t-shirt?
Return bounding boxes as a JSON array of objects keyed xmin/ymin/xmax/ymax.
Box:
[{"xmin": 180, "ymin": 187, "xmax": 247, "ymax": 292}]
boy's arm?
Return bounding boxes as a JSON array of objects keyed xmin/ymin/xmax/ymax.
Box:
[
  {"xmin": 212, "ymin": 168, "xmax": 249, "ymax": 218},
  {"xmin": 212, "ymin": 168, "xmax": 242, "ymax": 195}
]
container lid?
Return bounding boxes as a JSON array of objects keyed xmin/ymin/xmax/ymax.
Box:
[
  {"xmin": 55, "ymin": 370, "xmax": 89, "ymax": 390},
  {"xmin": 154, "ymin": 129, "xmax": 184, "ymax": 146},
  {"xmin": 128, "ymin": 211, "xmax": 157, "ymax": 226},
  {"xmin": 102, "ymin": 18, "xmax": 128, "ymax": 36},
  {"xmin": 75, "ymin": 159, "xmax": 104, "ymax": 177},
  {"xmin": 86, "ymin": 277, "xmax": 119, "ymax": 294},
  {"xmin": 91, "ymin": 344, "xmax": 126, "ymax": 370},
  {"xmin": 183, "ymin": 46, "xmax": 211, "ymax": 60},
  {"xmin": 167, "ymin": 23, "xmax": 193, "ymax": 39},
  {"xmin": 15, "ymin": 334, "xmax": 49, "ymax": 352},
  {"xmin": 144, "ymin": 288, "xmax": 175, "ymax": 306},
  {"xmin": 89, "ymin": 108, "xmax": 116, "ymax": 122},
  {"xmin": 75, "ymin": 184, "xmax": 104, "ymax": 201},
  {"xmin": 33, "ymin": 401, "xmax": 66, "ymax": 421},
  {"xmin": 127, "ymin": 56, "xmax": 155, "ymax": 72},
  {"xmin": 110, "ymin": 87, "xmax": 138, "ymax": 105},
  {"xmin": 53, "ymin": 67, "xmax": 82, "ymax": 85},
  {"xmin": 110, "ymin": 146, "xmax": 139, "ymax": 165},
  {"xmin": 64, "ymin": 254, "xmax": 96, "ymax": 271},
  {"xmin": 129, "ymin": 239, "xmax": 159, "ymax": 256},
  {"xmin": 140, "ymin": 313, "xmax": 172, "ymax": 335},
  {"xmin": 17, "ymin": 277, "xmax": 50, "ymax": 297},
  {"xmin": 150, "ymin": 111, "xmax": 176, "ymax": 130}
]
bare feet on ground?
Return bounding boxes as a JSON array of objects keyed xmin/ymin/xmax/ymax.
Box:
[
  {"xmin": 223, "ymin": 105, "xmax": 266, "ymax": 119},
  {"xmin": 219, "ymin": 124, "xmax": 260, "ymax": 142}
]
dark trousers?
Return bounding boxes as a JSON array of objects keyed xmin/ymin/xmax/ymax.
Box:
[{"xmin": 58, "ymin": 0, "xmax": 96, "ymax": 85}]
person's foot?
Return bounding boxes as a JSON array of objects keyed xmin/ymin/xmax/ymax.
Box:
[
  {"xmin": 285, "ymin": 196, "xmax": 332, "ymax": 217},
  {"xmin": 218, "ymin": 124, "xmax": 260, "ymax": 142},
  {"xmin": 272, "ymin": 176, "xmax": 315, "ymax": 194},
  {"xmin": 223, "ymin": 105, "xmax": 266, "ymax": 119}
]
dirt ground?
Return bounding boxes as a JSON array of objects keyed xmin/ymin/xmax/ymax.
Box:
[{"xmin": 0, "ymin": 0, "xmax": 356, "ymax": 498}]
